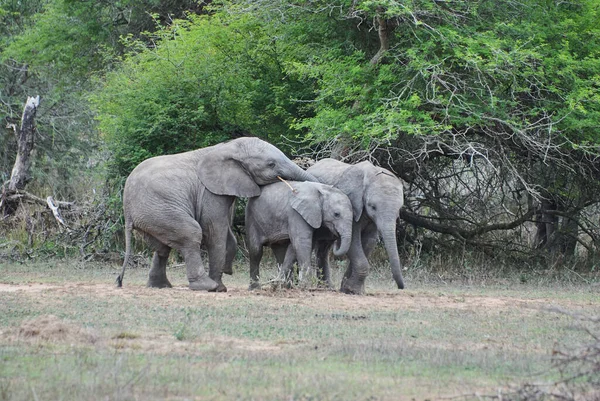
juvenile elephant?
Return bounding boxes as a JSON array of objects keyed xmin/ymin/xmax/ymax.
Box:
[
  {"xmin": 245, "ymin": 181, "xmax": 353, "ymax": 289},
  {"xmin": 307, "ymin": 159, "xmax": 405, "ymax": 294},
  {"xmin": 117, "ymin": 137, "xmax": 318, "ymax": 292}
]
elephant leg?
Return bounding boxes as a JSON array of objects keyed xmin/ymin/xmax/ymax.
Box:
[
  {"xmin": 223, "ymin": 200, "xmax": 237, "ymax": 276},
  {"xmin": 167, "ymin": 220, "xmax": 218, "ymax": 292},
  {"xmin": 340, "ymin": 224, "xmax": 369, "ymax": 295},
  {"xmin": 144, "ymin": 233, "xmax": 172, "ymax": 288},
  {"xmin": 180, "ymin": 244, "xmax": 218, "ymax": 291},
  {"xmin": 248, "ymin": 242, "xmax": 263, "ymax": 290},
  {"xmin": 271, "ymin": 243, "xmax": 288, "ymax": 267},
  {"xmin": 206, "ymin": 225, "xmax": 231, "ymax": 292},
  {"xmin": 278, "ymin": 244, "xmax": 297, "ymax": 286},
  {"xmin": 315, "ymin": 240, "xmax": 334, "ymax": 289},
  {"xmin": 199, "ymin": 193, "xmax": 235, "ymax": 292},
  {"xmin": 292, "ymin": 235, "xmax": 314, "ymax": 287},
  {"xmin": 222, "ymin": 228, "xmax": 237, "ymax": 276},
  {"xmin": 361, "ymin": 223, "xmax": 379, "ymax": 258}
]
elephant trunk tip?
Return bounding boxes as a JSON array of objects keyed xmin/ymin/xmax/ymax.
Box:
[
  {"xmin": 394, "ymin": 275, "xmax": 405, "ymax": 290},
  {"xmin": 116, "ymin": 275, "xmax": 123, "ymax": 288},
  {"xmin": 332, "ymin": 235, "xmax": 351, "ymax": 257}
]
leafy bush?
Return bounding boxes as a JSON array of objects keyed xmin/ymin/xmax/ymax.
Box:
[{"xmin": 92, "ymin": 13, "xmax": 308, "ymax": 179}]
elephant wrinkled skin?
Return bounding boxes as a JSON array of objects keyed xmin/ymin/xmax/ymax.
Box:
[
  {"xmin": 117, "ymin": 137, "xmax": 318, "ymax": 292},
  {"xmin": 245, "ymin": 181, "xmax": 353, "ymax": 289},
  {"xmin": 307, "ymin": 159, "xmax": 405, "ymax": 294}
]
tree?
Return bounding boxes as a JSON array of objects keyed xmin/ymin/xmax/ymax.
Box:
[
  {"xmin": 92, "ymin": 12, "xmax": 313, "ymax": 177},
  {"xmin": 233, "ymin": 0, "xmax": 600, "ymax": 259}
]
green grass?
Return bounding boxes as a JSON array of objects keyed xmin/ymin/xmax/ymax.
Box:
[{"xmin": 0, "ymin": 258, "xmax": 598, "ymax": 400}]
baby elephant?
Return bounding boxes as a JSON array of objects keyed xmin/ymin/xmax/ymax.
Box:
[{"xmin": 246, "ymin": 181, "xmax": 353, "ymax": 289}]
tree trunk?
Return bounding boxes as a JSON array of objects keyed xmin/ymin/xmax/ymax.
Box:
[
  {"xmin": 330, "ymin": 8, "xmax": 393, "ymax": 160},
  {"xmin": 370, "ymin": 9, "xmax": 390, "ymax": 66},
  {"xmin": 8, "ymin": 96, "xmax": 40, "ymax": 191},
  {"xmin": 558, "ymin": 215, "xmax": 579, "ymax": 256},
  {"xmin": 534, "ymin": 198, "xmax": 558, "ymax": 250}
]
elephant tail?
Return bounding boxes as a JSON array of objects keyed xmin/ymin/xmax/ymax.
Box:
[{"xmin": 116, "ymin": 217, "xmax": 133, "ymax": 288}]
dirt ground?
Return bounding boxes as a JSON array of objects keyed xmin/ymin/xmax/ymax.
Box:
[{"xmin": 0, "ymin": 281, "xmax": 595, "ymax": 313}]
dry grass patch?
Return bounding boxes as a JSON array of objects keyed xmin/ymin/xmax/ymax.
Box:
[{"xmin": 10, "ymin": 314, "xmax": 98, "ymax": 344}]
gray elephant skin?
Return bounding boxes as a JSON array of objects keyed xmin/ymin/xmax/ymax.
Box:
[
  {"xmin": 245, "ymin": 181, "xmax": 353, "ymax": 289},
  {"xmin": 307, "ymin": 159, "xmax": 405, "ymax": 294},
  {"xmin": 117, "ymin": 137, "xmax": 318, "ymax": 292}
]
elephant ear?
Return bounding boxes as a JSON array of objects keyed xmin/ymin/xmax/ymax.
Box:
[
  {"xmin": 290, "ymin": 185, "xmax": 322, "ymax": 229},
  {"xmin": 335, "ymin": 161, "xmax": 371, "ymax": 222},
  {"xmin": 196, "ymin": 147, "xmax": 261, "ymax": 197}
]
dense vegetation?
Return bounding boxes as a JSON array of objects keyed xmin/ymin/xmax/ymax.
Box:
[{"xmin": 1, "ymin": 0, "xmax": 600, "ymax": 271}]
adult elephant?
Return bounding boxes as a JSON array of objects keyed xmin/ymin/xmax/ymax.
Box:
[
  {"xmin": 245, "ymin": 181, "xmax": 353, "ymax": 289},
  {"xmin": 116, "ymin": 137, "xmax": 319, "ymax": 292},
  {"xmin": 307, "ymin": 159, "xmax": 405, "ymax": 294}
]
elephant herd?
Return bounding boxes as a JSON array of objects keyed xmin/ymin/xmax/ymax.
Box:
[{"xmin": 116, "ymin": 137, "xmax": 405, "ymax": 295}]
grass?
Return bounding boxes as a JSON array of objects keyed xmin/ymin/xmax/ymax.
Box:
[{"xmin": 0, "ymin": 257, "xmax": 598, "ymax": 401}]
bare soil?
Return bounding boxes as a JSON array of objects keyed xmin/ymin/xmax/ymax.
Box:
[{"xmin": 0, "ymin": 281, "xmax": 592, "ymax": 312}]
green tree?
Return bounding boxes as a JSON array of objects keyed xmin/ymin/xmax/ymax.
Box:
[
  {"xmin": 92, "ymin": 12, "xmax": 310, "ymax": 177},
  {"xmin": 232, "ymin": 0, "xmax": 600, "ymax": 258}
]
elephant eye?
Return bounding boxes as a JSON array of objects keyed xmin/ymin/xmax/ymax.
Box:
[
  {"xmin": 267, "ymin": 161, "xmax": 276, "ymax": 168},
  {"xmin": 369, "ymin": 204, "xmax": 377, "ymax": 211},
  {"xmin": 334, "ymin": 212, "xmax": 341, "ymax": 218}
]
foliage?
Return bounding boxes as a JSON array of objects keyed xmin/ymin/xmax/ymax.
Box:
[
  {"xmin": 2, "ymin": 0, "xmax": 600, "ymax": 261},
  {"xmin": 240, "ymin": 0, "xmax": 600, "ymax": 258},
  {"xmin": 92, "ymin": 13, "xmax": 310, "ymax": 177},
  {"xmin": 0, "ymin": 0, "xmax": 211, "ymax": 254}
]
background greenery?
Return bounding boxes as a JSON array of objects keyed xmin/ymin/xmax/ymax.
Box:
[{"xmin": 1, "ymin": 0, "xmax": 600, "ymax": 272}]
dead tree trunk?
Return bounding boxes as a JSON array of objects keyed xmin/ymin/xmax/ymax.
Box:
[
  {"xmin": 8, "ymin": 95, "xmax": 40, "ymax": 191},
  {"xmin": 2, "ymin": 95, "xmax": 40, "ymax": 216}
]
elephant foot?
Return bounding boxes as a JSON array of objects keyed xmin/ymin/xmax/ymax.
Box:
[
  {"xmin": 147, "ymin": 277, "xmax": 173, "ymax": 289},
  {"xmin": 340, "ymin": 285, "xmax": 364, "ymax": 295},
  {"xmin": 340, "ymin": 278, "xmax": 365, "ymax": 295},
  {"xmin": 298, "ymin": 269, "xmax": 317, "ymax": 290},
  {"xmin": 268, "ymin": 279, "xmax": 290, "ymax": 291},
  {"xmin": 209, "ymin": 282, "xmax": 228, "ymax": 293},
  {"xmin": 249, "ymin": 281, "xmax": 261, "ymax": 291},
  {"xmin": 315, "ymin": 279, "xmax": 334, "ymax": 290},
  {"xmin": 188, "ymin": 276, "xmax": 219, "ymax": 291}
]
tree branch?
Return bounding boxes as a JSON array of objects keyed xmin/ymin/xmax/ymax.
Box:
[{"xmin": 401, "ymin": 207, "xmax": 535, "ymax": 240}]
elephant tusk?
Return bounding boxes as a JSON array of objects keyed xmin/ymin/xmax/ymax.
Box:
[{"xmin": 277, "ymin": 176, "xmax": 297, "ymax": 193}]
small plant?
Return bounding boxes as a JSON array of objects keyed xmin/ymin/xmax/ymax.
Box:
[
  {"xmin": 173, "ymin": 308, "xmax": 193, "ymax": 341},
  {"xmin": 173, "ymin": 324, "xmax": 187, "ymax": 341}
]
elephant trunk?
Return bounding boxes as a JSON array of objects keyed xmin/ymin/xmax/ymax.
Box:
[
  {"xmin": 333, "ymin": 233, "xmax": 351, "ymax": 257},
  {"xmin": 285, "ymin": 163, "xmax": 320, "ymax": 183},
  {"xmin": 380, "ymin": 224, "xmax": 405, "ymax": 290}
]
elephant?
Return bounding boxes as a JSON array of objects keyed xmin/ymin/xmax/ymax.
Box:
[
  {"xmin": 307, "ymin": 159, "xmax": 405, "ymax": 294},
  {"xmin": 116, "ymin": 137, "xmax": 319, "ymax": 292},
  {"xmin": 245, "ymin": 181, "xmax": 353, "ymax": 289}
]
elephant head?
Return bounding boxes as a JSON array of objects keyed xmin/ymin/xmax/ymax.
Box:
[
  {"xmin": 290, "ymin": 183, "xmax": 353, "ymax": 257},
  {"xmin": 334, "ymin": 161, "xmax": 405, "ymax": 289},
  {"xmin": 196, "ymin": 137, "xmax": 319, "ymax": 197}
]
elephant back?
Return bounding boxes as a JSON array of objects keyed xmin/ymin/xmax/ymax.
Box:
[{"xmin": 307, "ymin": 158, "xmax": 350, "ymax": 186}]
